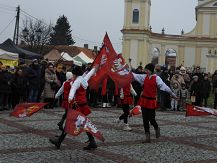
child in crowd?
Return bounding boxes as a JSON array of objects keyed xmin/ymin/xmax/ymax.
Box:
[
  {"xmin": 180, "ymin": 83, "xmax": 188, "ymax": 111},
  {"xmin": 171, "ymin": 83, "xmax": 181, "ymax": 111}
]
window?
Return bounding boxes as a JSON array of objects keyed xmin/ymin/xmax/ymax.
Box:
[{"xmin": 132, "ymin": 9, "xmax": 139, "ymax": 24}]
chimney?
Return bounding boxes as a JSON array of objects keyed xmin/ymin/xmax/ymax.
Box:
[
  {"xmin": 94, "ymin": 46, "xmax": 98, "ymax": 52},
  {"xmin": 84, "ymin": 44, "xmax": 88, "ymax": 49}
]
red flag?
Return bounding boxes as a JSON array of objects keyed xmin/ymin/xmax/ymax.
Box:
[
  {"xmin": 89, "ymin": 33, "xmax": 133, "ymax": 89},
  {"xmin": 130, "ymin": 105, "xmax": 142, "ymax": 117},
  {"xmin": 10, "ymin": 103, "xmax": 47, "ymax": 118},
  {"xmin": 65, "ymin": 109, "xmax": 105, "ymax": 142},
  {"xmin": 89, "ymin": 44, "xmax": 109, "ymax": 90},
  {"xmin": 103, "ymin": 32, "xmax": 117, "ymax": 58},
  {"xmin": 185, "ymin": 104, "xmax": 217, "ymax": 117},
  {"xmin": 108, "ymin": 54, "xmax": 133, "ymax": 88}
]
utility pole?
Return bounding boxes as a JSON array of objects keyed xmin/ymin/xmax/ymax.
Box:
[{"xmin": 13, "ymin": 5, "xmax": 20, "ymax": 45}]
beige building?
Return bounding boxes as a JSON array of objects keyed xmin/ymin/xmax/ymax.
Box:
[{"xmin": 122, "ymin": 0, "xmax": 217, "ymax": 73}]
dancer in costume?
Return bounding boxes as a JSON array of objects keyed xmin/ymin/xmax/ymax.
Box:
[
  {"xmin": 132, "ymin": 63, "xmax": 178, "ymax": 143},
  {"xmin": 55, "ymin": 72, "xmax": 73, "ymax": 130},
  {"xmin": 49, "ymin": 64, "xmax": 98, "ymax": 150},
  {"xmin": 117, "ymin": 83, "xmax": 137, "ymax": 131}
]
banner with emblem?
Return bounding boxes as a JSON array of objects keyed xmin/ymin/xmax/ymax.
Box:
[
  {"xmin": 186, "ymin": 104, "xmax": 217, "ymax": 117},
  {"xmin": 65, "ymin": 109, "xmax": 105, "ymax": 142},
  {"xmin": 10, "ymin": 103, "xmax": 47, "ymax": 118},
  {"xmin": 107, "ymin": 53, "xmax": 133, "ymax": 88},
  {"xmin": 89, "ymin": 33, "xmax": 133, "ymax": 89}
]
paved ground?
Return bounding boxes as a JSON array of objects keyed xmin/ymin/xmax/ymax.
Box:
[{"xmin": 1, "ymin": 107, "xmax": 217, "ymax": 163}]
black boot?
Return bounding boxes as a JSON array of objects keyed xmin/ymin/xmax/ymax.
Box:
[
  {"xmin": 49, "ymin": 131, "xmax": 66, "ymax": 149},
  {"xmin": 83, "ymin": 133, "xmax": 97, "ymax": 150},
  {"xmin": 57, "ymin": 110, "xmax": 67, "ymax": 131},
  {"xmin": 155, "ymin": 127, "xmax": 160, "ymax": 138},
  {"xmin": 142, "ymin": 132, "xmax": 151, "ymax": 143},
  {"xmin": 57, "ymin": 120, "xmax": 64, "ymax": 131}
]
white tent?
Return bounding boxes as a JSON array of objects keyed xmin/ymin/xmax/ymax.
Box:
[
  {"xmin": 61, "ymin": 52, "xmax": 82, "ymax": 66},
  {"xmin": 75, "ymin": 51, "xmax": 93, "ymax": 63},
  {"xmin": 0, "ymin": 48, "xmax": 19, "ymax": 60},
  {"xmin": 0, "ymin": 48, "xmax": 19, "ymax": 66}
]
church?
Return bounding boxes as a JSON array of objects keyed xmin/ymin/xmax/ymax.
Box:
[{"xmin": 122, "ymin": 0, "xmax": 217, "ymax": 73}]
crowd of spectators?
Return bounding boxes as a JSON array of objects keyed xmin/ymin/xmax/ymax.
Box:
[{"xmin": 0, "ymin": 59, "xmax": 217, "ymax": 111}]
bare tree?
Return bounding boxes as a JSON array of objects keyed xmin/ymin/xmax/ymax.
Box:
[{"xmin": 20, "ymin": 18, "xmax": 53, "ymax": 54}]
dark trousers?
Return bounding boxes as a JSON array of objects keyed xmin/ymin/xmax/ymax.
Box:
[
  {"xmin": 201, "ymin": 97, "xmax": 208, "ymax": 107},
  {"xmin": 214, "ymin": 93, "xmax": 217, "ymax": 109},
  {"xmin": 0, "ymin": 93, "xmax": 9, "ymax": 110},
  {"xmin": 60, "ymin": 109, "xmax": 67, "ymax": 123},
  {"xmin": 44, "ymin": 98, "xmax": 55, "ymax": 109},
  {"xmin": 57, "ymin": 130, "xmax": 95, "ymax": 146},
  {"xmin": 141, "ymin": 108, "xmax": 158, "ymax": 133},
  {"xmin": 119, "ymin": 104, "xmax": 130, "ymax": 124}
]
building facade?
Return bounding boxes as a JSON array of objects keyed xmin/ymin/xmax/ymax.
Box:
[{"xmin": 122, "ymin": 0, "xmax": 217, "ymax": 73}]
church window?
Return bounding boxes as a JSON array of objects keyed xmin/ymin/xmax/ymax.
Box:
[{"xmin": 132, "ymin": 9, "xmax": 139, "ymax": 24}]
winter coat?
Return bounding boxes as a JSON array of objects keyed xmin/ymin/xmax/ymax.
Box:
[
  {"xmin": 0, "ymin": 70, "xmax": 12, "ymax": 94},
  {"xmin": 199, "ymin": 79, "xmax": 211, "ymax": 98},
  {"xmin": 170, "ymin": 74, "xmax": 185, "ymax": 90},
  {"xmin": 43, "ymin": 69, "xmax": 58, "ymax": 98},
  {"xmin": 190, "ymin": 81, "xmax": 201, "ymax": 96},
  {"xmin": 11, "ymin": 75, "xmax": 28, "ymax": 96},
  {"xmin": 27, "ymin": 65, "xmax": 41, "ymax": 90}
]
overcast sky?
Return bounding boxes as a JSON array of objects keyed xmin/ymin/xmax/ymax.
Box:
[{"xmin": 0, "ymin": 0, "xmax": 197, "ymax": 52}]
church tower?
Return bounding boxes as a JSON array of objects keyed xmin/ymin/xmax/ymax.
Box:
[
  {"xmin": 124, "ymin": 0, "xmax": 151, "ymax": 30},
  {"xmin": 122, "ymin": 0, "xmax": 217, "ymax": 72},
  {"xmin": 186, "ymin": 0, "xmax": 217, "ymax": 37},
  {"xmin": 122, "ymin": 0, "xmax": 151, "ymax": 67}
]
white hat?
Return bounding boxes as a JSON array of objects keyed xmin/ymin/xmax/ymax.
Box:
[
  {"xmin": 66, "ymin": 72, "xmax": 73, "ymax": 80},
  {"xmin": 180, "ymin": 66, "xmax": 186, "ymax": 71}
]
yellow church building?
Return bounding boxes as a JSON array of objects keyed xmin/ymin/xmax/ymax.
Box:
[{"xmin": 122, "ymin": 0, "xmax": 217, "ymax": 73}]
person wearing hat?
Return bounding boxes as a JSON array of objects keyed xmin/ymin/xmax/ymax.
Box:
[
  {"xmin": 190, "ymin": 75, "xmax": 201, "ymax": 106},
  {"xmin": 49, "ymin": 64, "xmax": 99, "ymax": 150},
  {"xmin": 132, "ymin": 63, "xmax": 178, "ymax": 143},
  {"xmin": 54, "ymin": 72, "xmax": 74, "ymax": 130}
]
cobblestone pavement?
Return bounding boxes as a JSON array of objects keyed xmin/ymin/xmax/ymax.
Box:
[{"xmin": 1, "ymin": 107, "xmax": 217, "ymax": 163}]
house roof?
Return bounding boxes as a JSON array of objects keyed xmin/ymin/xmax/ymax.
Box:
[{"xmin": 53, "ymin": 45, "xmax": 96, "ymax": 59}]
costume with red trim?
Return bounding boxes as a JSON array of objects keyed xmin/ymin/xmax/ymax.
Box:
[
  {"xmin": 121, "ymin": 84, "xmax": 133, "ymax": 105},
  {"xmin": 139, "ymin": 75, "xmax": 157, "ymax": 109},
  {"xmin": 70, "ymin": 84, "xmax": 91, "ymax": 116},
  {"xmin": 61, "ymin": 79, "xmax": 73, "ymax": 110}
]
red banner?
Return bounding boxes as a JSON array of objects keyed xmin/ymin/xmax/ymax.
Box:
[
  {"xmin": 107, "ymin": 53, "xmax": 133, "ymax": 88},
  {"xmin": 186, "ymin": 104, "xmax": 217, "ymax": 117},
  {"xmin": 10, "ymin": 103, "xmax": 47, "ymax": 118},
  {"xmin": 89, "ymin": 33, "xmax": 133, "ymax": 89},
  {"xmin": 65, "ymin": 109, "xmax": 105, "ymax": 142},
  {"xmin": 88, "ymin": 44, "xmax": 109, "ymax": 90}
]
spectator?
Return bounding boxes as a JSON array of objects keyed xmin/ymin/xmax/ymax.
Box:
[
  {"xmin": 180, "ymin": 83, "xmax": 188, "ymax": 110},
  {"xmin": 180, "ymin": 66, "xmax": 191, "ymax": 88},
  {"xmin": 11, "ymin": 68, "xmax": 28, "ymax": 108},
  {"xmin": 170, "ymin": 70, "xmax": 185, "ymax": 90},
  {"xmin": 199, "ymin": 74, "xmax": 211, "ymax": 107},
  {"xmin": 170, "ymin": 83, "xmax": 181, "ymax": 111},
  {"xmin": 27, "ymin": 59, "xmax": 41, "ymax": 102},
  {"xmin": 0, "ymin": 65, "xmax": 12, "ymax": 110},
  {"xmin": 44, "ymin": 63, "xmax": 59, "ymax": 109},
  {"xmin": 159, "ymin": 67, "xmax": 171, "ymax": 110},
  {"xmin": 192, "ymin": 66, "xmax": 203, "ymax": 81},
  {"xmin": 190, "ymin": 76, "xmax": 201, "ymax": 106}
]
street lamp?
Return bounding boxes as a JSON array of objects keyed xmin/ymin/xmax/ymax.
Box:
[
  {"xmin": 22, "ymin": 27, "xmax": 29, "ymax": 38},
  {"xmin": 36, "ymin": 28, "xmax": 42, "ymax": 40}
]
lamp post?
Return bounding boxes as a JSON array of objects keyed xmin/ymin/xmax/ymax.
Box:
[{"xmin": 22, "ymin": 27, "xmax": 42, "ymax": 51}]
